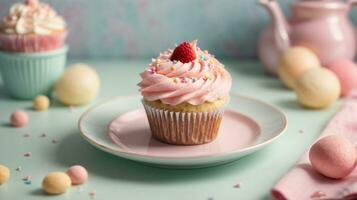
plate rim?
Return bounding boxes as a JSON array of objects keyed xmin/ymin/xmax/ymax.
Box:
[{"xmin": 78, "ymin": 93, "xmax": 288, "ymax": 160}]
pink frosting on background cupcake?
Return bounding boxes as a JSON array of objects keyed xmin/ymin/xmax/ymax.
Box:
[{"xmin": 0, "ymin": 0, "xmax": 67, "ymax": 52}]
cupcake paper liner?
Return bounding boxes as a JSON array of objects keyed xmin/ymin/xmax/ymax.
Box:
[
  {"xmin": 0, "ymin": 31, "xmax": 67, "ymax": 53},
  {"xmin": 143, "ymin": 101, "xmax": 224, "ymax": 145},
  {"xmin": 0, "ymin": 46, "xmax": 68, "ymax": 99}
]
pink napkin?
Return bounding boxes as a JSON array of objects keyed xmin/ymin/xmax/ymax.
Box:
[{"xmin": 272, "ymin": 90, "xmax": 357, "ymax": 200}]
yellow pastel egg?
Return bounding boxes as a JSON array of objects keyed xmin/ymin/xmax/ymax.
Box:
[
  {"xmin": 295, "ymin": 68, "xmax": 340, "ymax": 109},
  {"xmin": 42, "ymin": 172, "xmax": 71, "ymax": 195},
  {"xmin": 33, "ymin": 95, "xmax": 50, "ymax": 111},
  {"xmin": 0, "ymin": 165, "xmax": 10, "ymax": 185},
  {"xmin": 278, "ymin": 46, "xmax": 320, "ymax": 89},
  {"xmin": 55, "ymin": 63, "xmax": 100, "ymax": 106}
]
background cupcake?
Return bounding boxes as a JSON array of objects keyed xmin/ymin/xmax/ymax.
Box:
[
  {"xmin": 0, "ymin": 0, "xmax": 67, "ymax": 52},
  {"xmin": 0, "ymin": 0, "xmax": 68, "ymax": 99},
  {"xmin": 138, "ymin": 40, "xmax": 232, "ymax": 145}
]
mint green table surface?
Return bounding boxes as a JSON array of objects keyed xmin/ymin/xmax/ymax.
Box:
[{"xmin": 0, "ymin": 60, "xmax": 340, "ymax": 200}]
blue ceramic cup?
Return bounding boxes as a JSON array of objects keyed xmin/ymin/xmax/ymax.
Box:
[{"xmin": 0, "ymin": 46, "xmax": 68, "ymax": 99}]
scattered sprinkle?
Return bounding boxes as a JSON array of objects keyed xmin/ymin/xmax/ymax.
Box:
[
  {"xmin": 171, "ymin": 66, "xmax": 176, "ymax": 71},
  {"xmin": 22, "ymin": 176, "xmax": 30, "ymax": 181},
  {"xmin": 233, "ymin": 183, "xmax": 241, "ymax": 188},
  {"xmin": 151, "ymin": 58, "xmax": 156, "ymax": 63},
  {"xmin": 15, "ymin": 166, "xmax": 22, "ymax": 171},
  {"xmin": 23, "ymin": 133, "xmax": 30, "ymax": 138},
  {"xmin": 311, "ymin": 191, "xmax": 326, "ymax": 199},
  {"xmin": 89, "ymin": 190, "xmax": 96, "ymax": 198},
  {"xmin": 192, "ymin": 77, "xmax": 197, "ymax": 83},
  {"xmin": 52, "ymin": 139, "xmax": 59, "ymax": 144},
  {"xmin": 24, "ymin": 180, "xmax": 32, "ymax": 185},
  {"xmin": 24, "ymin": 152, "xmax": 31, "ymax": 157},
  {"xmin": 40, "ymin": 133, "xmax": 47, "ymax": 138}
]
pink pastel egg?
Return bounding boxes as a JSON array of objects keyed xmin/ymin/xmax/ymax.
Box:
[
  {"xmin": 325, "ymin": 59, "xmax": 357, "ymax": 97},
  {"xmin": 309, "ymin": 135, "xmax": 357, "ymax": 179},
  {"xmin": 66, "ymin": 165, "xmax": 88, "ymax": 185},
  {"xmin": 10, "ymin": 110, "xmax": 29, "ymax": 127}
]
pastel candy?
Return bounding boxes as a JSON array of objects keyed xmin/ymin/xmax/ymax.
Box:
[
  {"xmin": 33, "ymin": 95, "xmax": 50, "ymax": 111},
  {"xmin": 309, "ymin": 135, "xmax": 357, "ymax": 179},
  {"xmin": 66, "ymin": 165, "xmax": 88, "ymax": 185},
  {"xmin": 42, "ymin": 172, "xmax": 71, "ymax": 195},
  {"xmin": 278, "ymin": 46, "xmax": 320, "ymax": 89},
  {"xmin": 0, "ymin": 165, "xmax": 10, "ymax": 185},
  {"xmin": 295, "ymin": 67, "xmax": 340, "ymax": 109},
  {"xmin": 325, "ymin": 59, "xmax": 357, "ymax": 97},
  {"xmin": 10, "ymin": 110, "xmax": 28, "ymax": 127},
  {"xmin": 55, "ymin": 63, "xmax": 100, "ymax": 106}
]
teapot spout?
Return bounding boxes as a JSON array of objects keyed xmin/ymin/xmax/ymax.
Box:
[
  {"xmin": 348, "ymin": 0, "xmax": 357, "ymax": 9},
  {"xmin": 259, "ymin": 0, "xmax": 290, "ymax": 52}
]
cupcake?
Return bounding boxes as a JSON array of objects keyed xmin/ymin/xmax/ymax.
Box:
[
  {"xmin": 138, "ymin": 40, "xmax": 232, "ymax": 145},
  {"xmin": 0, "ymin": 0, "xmax": 68, "ymax": 99},
  {"xmin": 0, "ymin": 0, "xmax": 67, "ymax": 52}
]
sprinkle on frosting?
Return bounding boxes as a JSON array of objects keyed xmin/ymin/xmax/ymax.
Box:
[
  {"xmin": 138, "ymin": 40, "xmax": 232, "ymax": 106},
  {"xmin": 310, "ymin": 191, "xmax": 326, "ymax": 199},
  {"xmin": 26, "ymin": 0, "xmax": 39, "ymax": 6},
  {"xmin": 180, "ymin": 77, "xmax": 188, "ymax": 83},
  {"xmin": 147, "ymin": 67, "xmax": 157, "ymax": 74},
  {"xmin": 203, "ymin": 72, "xmax": 211, "ymax": 80},
  {"xmin": 0, "ymin": 0, "xmax": 66, "ymax": 35}
]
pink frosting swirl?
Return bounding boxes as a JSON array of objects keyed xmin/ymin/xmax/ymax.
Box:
[
  {"xmin": 138, "ymin": 42, "xmax": 232, "ymax": 106},
  {"xmin": 0, "ymin": 0, "xmax": 66, "ymax": 35}
]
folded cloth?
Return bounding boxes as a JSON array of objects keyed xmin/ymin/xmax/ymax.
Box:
[{"xmin": 272, "ymin": 90, "xmax": 357, "ymax": 200}]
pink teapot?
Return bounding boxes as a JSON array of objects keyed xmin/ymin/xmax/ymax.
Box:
[{"xmin": 258, "ymin": 0, "xmax": 357, "ymax": 75}]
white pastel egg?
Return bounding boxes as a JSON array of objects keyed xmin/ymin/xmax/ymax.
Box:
[{"xmin": 55, "ymin": 63, "xmax": 100, "ymax": 105}]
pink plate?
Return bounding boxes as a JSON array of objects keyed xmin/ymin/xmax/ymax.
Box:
[
  {"xmin": 108, "ymin": 109, "xmax": 260, "ymax": 158},
  {"xmin": 79, "ymin": 94, "xmax": 287, "ymax": 168}
]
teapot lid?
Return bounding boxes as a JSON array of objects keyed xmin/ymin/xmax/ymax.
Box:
[{"xmin": 294, "ymin": 0, "xmax": 349, "ymax": 10}]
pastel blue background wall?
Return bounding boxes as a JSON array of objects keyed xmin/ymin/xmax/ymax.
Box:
[{"xmin": 0, "ymin": 0, "xmax": 356, "ymax": 59}]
